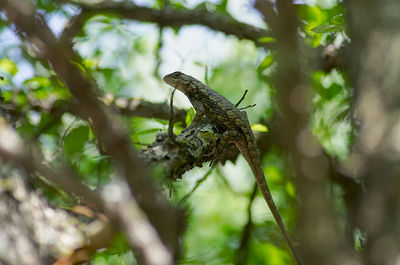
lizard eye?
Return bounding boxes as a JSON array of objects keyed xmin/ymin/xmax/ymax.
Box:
[{"xmin": 172, "ymin": 71, "xmax": 182, "ymax": 77}]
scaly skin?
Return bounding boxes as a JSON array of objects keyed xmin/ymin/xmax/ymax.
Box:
[{"xmin": 164, "ymin": 71, "xmax": 301, "ymax": 265}]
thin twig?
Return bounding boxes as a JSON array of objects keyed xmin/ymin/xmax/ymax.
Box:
[
  {"xmin": 168, "ymin": 88, "xmax": 176, "ymax": 139},
  {"xmin": 154, "ymin": 26, "xmax": 164, "ymax": 77},
  {"xmin": 238, "ymin": 104, "xmax": 256, "ymax": 110},
  {"xmin": 179, "ymin": 167, "xmax": 214, "ymax": 203},
  {"xmin": 204, "ymin": 65, "xmax": 209, "ymax": 85},
  {"xmin": 132, "ymin": 141, "xmax": 151, "ymax": 146},
  {"xmin": 215, "ymin": 167, "xmax": 236, "ymax": 193},
  {"xmin": 52, "ymin": 117, "xmax": 79, "ymax": 157},
  {"xmin": 235, "ymin": 90, "xmax": 249, "ymax": 107},
  {"xmin": 235, "ymin": 183, "xmax": 258, "ymax": 265}
]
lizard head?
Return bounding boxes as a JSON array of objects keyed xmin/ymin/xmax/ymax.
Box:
[{"xmin": 163, "ymin": 71, "xmax": 196, "ymax": 95}]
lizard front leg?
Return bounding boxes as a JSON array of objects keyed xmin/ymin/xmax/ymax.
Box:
[
  {"xmin": 182, "ymin": 98, "xmax": 207, "ymax": 132},
  {"xmin": 182, "ymin": 113, "xmax": 204, "ymax": 132}
]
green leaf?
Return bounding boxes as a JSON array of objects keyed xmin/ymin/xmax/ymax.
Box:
[
  {"xmin": 24, "ymin": 76, "xmax": 51, "ymax": 89},
  {"xmin": 83, "ymin": 58, "xmax": 98, "ymax": 69},
  {"xmin": 32, "ymin": 86, "xmax": 50, "ymax": 100},
  {"xmin": 286, "ymin": 182, "xmax": 296, "ymax": 198},
  {"xmin": 109, "ymin": 233, "xmax": 130, "ymax": 253},
  {"xmin": 296, "ymin": 5, "xmax": 329, "ymax": 47},
  {"xmin": 17, "ymin": 121, "xmax": 36, "ymax": 138},
  {"xmin": 37, "ymin": 113, "xmax": 61, "ymax": 135},
  {"xmin": 16, "ymin": 90, "xmax": 27, "ymax": 106},
  {"xmin": 64, "ymin": 125, "xmax": 89, "ymax": 156},
  {"xmin": 36, "ymin": 0, "xmax": 58, "ymax": 12},
  {"xmin": 257, "ymin": 54, "xmax": 275, "ymax": 73},
  {"xmin": 251, "ymin": 123, "xmax": 269, "ymax": 133},
  {"xmin": 216, "ymin": 0, "xmax": 228, "ymax": 14},
  {"xmin": 185, "ymin": 107, "xmax": 195, "ymax": 127},
  {"xmin": 154, "ymin": 0, "xmax": 165, "ymax": 9},
  {"xmin": 91, "ymin": 234, "xmax": 132, "ymax": 264},
  {"xmin": 172, "ymin": 2, "xmax": 186, "ymax": 10},
  {"xmin": 311, "ymin": 14, "xmax": 345, "ymax": 34},
  {"xmin": 1, "ymin": 91, "xmax": 12, "ymax": 102},
  {"xmin": 258, "ymin": 37, "xmax": 276, "ymax": 43},
  {"xmin": 136, "ymin": 128, "xmax": 160, "ymax": 135},
  {"xmin": 297, "ymin": 5, "xmax": 326, "ymax": 23},
  {"xmin": 264, "ymin": 166, "xmax": 281, "ymax": 181},
  {"xmin": 0, "ymin": 58, "xmax": 18, "ymax": 76}
]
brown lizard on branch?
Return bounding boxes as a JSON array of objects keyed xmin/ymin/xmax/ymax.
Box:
[{"xmin": 164, "ymin": 71, "xmax": 301, "ymax": 265}]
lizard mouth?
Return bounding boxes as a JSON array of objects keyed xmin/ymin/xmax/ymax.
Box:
[
  {"xmin": 163, "ymin": 71, "xmax": 185, "ymax": 88},
  {"xmin": 163, "ymin": 75, "xmax": 173, "ymax": 86},
  {"xmin": 163, "ymin": 75, "xmax": 174, "ymax": 86}
]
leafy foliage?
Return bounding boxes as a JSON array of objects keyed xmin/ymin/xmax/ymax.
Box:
[
  {"xmin": 311, "ymin": 70, "xmax": 352, "ymax": 159},
  {"xmin": 311, "ymin": 14, "xmax": 346, "ymax": 34}
]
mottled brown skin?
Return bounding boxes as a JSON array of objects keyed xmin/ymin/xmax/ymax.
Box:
[{"xmin": 164, "ymin": 71, "xmax": 301, "ymax": 265}]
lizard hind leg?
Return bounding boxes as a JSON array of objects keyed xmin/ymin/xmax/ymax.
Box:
[{"xmin": 208, "ymin": 130, "xmax": 242, "ymax": 167}]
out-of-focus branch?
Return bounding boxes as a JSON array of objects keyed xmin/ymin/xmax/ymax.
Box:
[
  {"xmin": 101, "ymin": 179, "xmax": 173, "ymax": 265},
  {"xmin": 108, "ymin": 97, "xmax": 186, "ymax": 124},
  {"xmin": 60, "ymin": 10, "xmax": 91, "ymax": 45},
  {"xmin": 0, "ymin": 119, "xmax": 173, "ymax": 265},
  {"xmin": 0, "ymin": 0, "xmax": 184, "ymax": 259},
  {"xmin": 16, "ymin": 95, "xmax": 187, "ymax": 124},
  {"xmin": 256, "ymin": 0, "xmax": 359, "ymax": 264},
  {"xmin": 0, "ymin": 125, "xmax": 102, "ymax": 209},
  {"xmin": 345, "ymin": 1, "xmax": 400, "ymax": 264},
  {"xmin": 0, "ymin": 172, "xmax": 87, "ymax": 265},
  {"xmin": 61, "ymin": 1, "xmax": 272, "ymax": 48},
  {"xmin": 254, "ymin": 0, "xmax": 278, "ymax": 32},
  {"xmin": 328, "ymin": 158, "xmax": 361, "ymax": 238}
]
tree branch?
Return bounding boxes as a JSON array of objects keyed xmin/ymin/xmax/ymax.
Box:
[
  {"xmin": 0, "ymin": 116, "xmax": 173, "ymax": 265},
  {"xmin": 345, "ymin": 1, "xmax": 400, "ymax": 263},
  {"xmin": 1, "ymin": 0, "xmax": 184, "ymax": 259},
  {"xmin": 0, "ymin": 172, "xmax": 86, "ymax": 265},
  {"xmin": 141, "ymin": 118, "xmax": 226, "ymax": 179},
  {"xmin": 23, "ymin": 96, "xmax": 186, "ymax": 123},
  {"xmin": 61, "ymin": 1, "xmax": 272, "ymax": 48},
  {"xmin": 254, "ymin": 0, "xmax": 278, "ymax": 32},
  {"xmin": 60, "ymin": 9, "xmax": 90, "ymax": 45}
]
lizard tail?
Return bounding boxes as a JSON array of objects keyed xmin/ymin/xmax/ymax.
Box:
[{"xmin": 237, "ymin": 142, "xmax": 302, "ymax": 265}]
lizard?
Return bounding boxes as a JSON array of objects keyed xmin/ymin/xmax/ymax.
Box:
[{"xmin": 164, "ymin": 71, "xmax": 301, "ymax": 265}]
